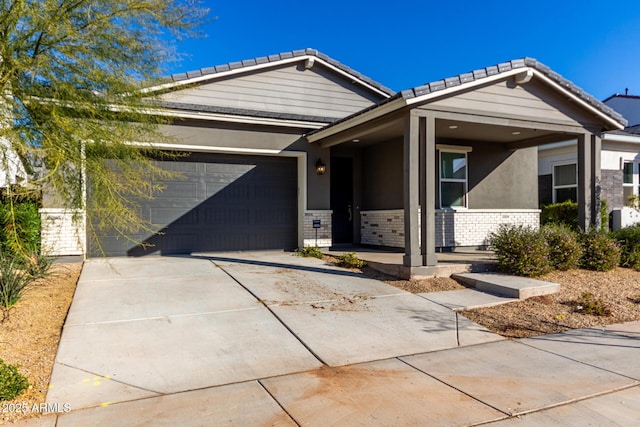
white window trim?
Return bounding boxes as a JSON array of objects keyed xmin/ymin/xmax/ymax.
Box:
[
  {"xmin": 622, "ymin": 160, "xmax": 640, "ymax": 206},
  {"xmin": 552, "ymin": 161, "xmax": 577, "ymax": 203},
  {"xmin": 439, "ymin": 149, "xmax": 469, "ymax": 209}
]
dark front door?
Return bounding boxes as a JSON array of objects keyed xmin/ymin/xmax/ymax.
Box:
[{"xmin": 330, "ymin": 157, "xmax": 353, "ymax": 244}]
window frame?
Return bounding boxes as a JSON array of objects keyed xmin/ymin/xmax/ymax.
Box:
[
  {"xmin": 437, "ymin": 145, "xmax": 472, "ymax": 209},
  {"xmin": 552, "ymin": 162, "xmax": 578, "ymax": 203},
  {"xmin": 622, "ymin": 160, "xmax": 640, "ymax": 206}
]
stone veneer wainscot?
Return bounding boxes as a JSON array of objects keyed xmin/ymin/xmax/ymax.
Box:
[
  {"xmin": 361, "ymin": 209, "xmax": 540, "ymax": 249},
  {"xmin": 40, "ymin": 208, "xmax": 86, "ymax": 256},
  {"xmin": 303, "ymin": 210, "xmax": 332, "ymax": 247}
]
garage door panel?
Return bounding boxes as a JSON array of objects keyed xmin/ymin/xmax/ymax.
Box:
[{"xmin": 90, "ymin": 153, "xmax": 298, "ymax": 257}]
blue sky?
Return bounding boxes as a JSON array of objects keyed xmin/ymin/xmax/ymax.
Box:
[{"xmin": 171, "ymin": 0, "xmax": 640, "ymax": 100}]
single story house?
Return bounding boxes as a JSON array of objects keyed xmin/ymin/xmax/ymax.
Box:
[
  {"xmin": 40, "ymin": 49, "xmax": 627, "ymax": 272},
  {"xmin": 538, "ymin": 94, "xmax": 640, "ymax": 229}
]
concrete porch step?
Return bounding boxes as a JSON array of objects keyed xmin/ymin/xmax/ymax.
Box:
[
  {"xmin": 451, "ymin": 273, "xmax": 560, "ymax": 299},
  {"xmin": 419, "ymin": 288, "xmax": 518, "ymax": 311}
]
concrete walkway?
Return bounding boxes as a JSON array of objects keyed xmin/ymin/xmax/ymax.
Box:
[{"xmin": 21, "ymin": 253, "xmax": 640, "ymax": 426}]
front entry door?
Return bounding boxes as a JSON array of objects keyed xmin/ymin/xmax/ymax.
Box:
[{"xmin": 330, "ymin": 157, "xmax": 354, "ymax": 244}]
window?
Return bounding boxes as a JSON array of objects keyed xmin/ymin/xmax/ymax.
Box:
[
  {"xmin": 553, "ymin": 163, "xmax": 577, "ymax": 203},
  {"xmin": 623, "ymin": 161, "xmax": 639, "ymax": 206},
  {"xmin": 440, "ymin": 151, "xmax": 467, "ymax": 208}
]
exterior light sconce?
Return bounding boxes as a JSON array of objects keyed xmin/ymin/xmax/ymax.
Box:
[{"xmin": 315, "ymin": 158, "xmax": 326, "ymax": 175}]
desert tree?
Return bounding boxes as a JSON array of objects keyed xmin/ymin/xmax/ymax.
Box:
[{"xmin": 0, "ymin": 0, "xmax": 208, "ymax": 256}]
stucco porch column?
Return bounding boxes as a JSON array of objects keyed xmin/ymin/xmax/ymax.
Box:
[
  {"xmin": 403, "ymin": 114, "xmax": 421, "ymax": 266},
  {"xmin": 420, "ymin": 114, "xmax": 437, "ymax": 266},
  {"xmin": 403, "ymin": 112, "xmax": 437, "ymax": 267},
  {"xmin": 577, "ymin": 132, "xmax": 602, "ymax": 231}
]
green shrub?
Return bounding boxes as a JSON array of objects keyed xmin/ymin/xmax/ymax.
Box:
[
  {"xmin": 600, "ymin": 199, "xmax": 609, "ymax": 231},
  {"xmin": 296, "ymin": 246, "xmax": 324, "ymax": 259},
  {"xmin": 539, "ymin": 224, "xmax": 582, "ymax": 270},
  {"xmin": 541, "ymin": 200, "xmax": 608, "ymax": 232},
  {"xmin": 21, "ymin": 251, "xmax": 53, "ymax": 280},
  {"xmin": 541, "ymin": 200, "xmax": 579, "ymax": 231},
  {"xmin": 580, "ymin": 232, "xmax": 621, "ymax": 271},
  {"xmin": 489, "ymin": 225, "xmax": 551, "ymax": 277},
  {"xmin": 0, "ymin": 254, "xmax": 33, "ymax": 309},
  {"xmin": 0, "ymin": 199, "xmax": 41, "ymax": 255},
  {"xmin": 573, "ymin": 292, "xmax": 611, "ymax": 316},
  {"xmin": 612, "ymin": 225, "xmax": 640, "ymax": 270},
  {"xmin": 0, "ymin": 359, "xmax": 29, "ymax": 401},
  {"xmin": 336, "ymin": 252, "xmax": 367, "ymax": 268}
]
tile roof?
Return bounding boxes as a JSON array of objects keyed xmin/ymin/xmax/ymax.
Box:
[
  {"xmin": 306, "ymin": 57, "xmax": 627, "ymax": 136},
  {"xmin": 168, "ymin": 48, "xmax": 395, "ymax": 97},
  {"xmin": 400, "ymin": 57, "xmax": 626, "ymax": 125}
]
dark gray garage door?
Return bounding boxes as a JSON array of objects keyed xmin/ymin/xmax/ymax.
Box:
[{"xmin": 89, "ymin": 153, "xmax": 298, "ymax": 257}]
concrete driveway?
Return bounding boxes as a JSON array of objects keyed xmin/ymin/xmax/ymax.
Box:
[{"xmin": 39, "ymin": 252, "xmax": 640, "ymax": 426}]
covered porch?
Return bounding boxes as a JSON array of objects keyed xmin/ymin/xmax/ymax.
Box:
[{"xmin": 306, "ymin": 58, "xmax": 626, "ymax": 275}]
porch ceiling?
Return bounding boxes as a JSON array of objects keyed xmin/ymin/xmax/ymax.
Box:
[{"xmin": 319, "ymin": 116, "xmax": 572, "ymax": 150}]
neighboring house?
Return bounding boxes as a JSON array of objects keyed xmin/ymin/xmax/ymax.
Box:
[
  {"xmin": 0, "ymin": 137, "xmax": 27, "ymax": 188},
  {"xmin": 40, "ymin": 50, "xmax": 626, "ymax": 275},
  {"xmin": 538, "ymin": 94, "xmax": 640, "ymax": 228}
]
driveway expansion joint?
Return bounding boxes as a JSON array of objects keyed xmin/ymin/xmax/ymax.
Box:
[{"xmin": 212, "ymin": 260, "xmax": 329, "ymax": 367}]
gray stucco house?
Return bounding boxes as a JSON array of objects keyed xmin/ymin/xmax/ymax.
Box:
[{"xmin": 41, "ymin": 49, "xmax": 627, "ymax": 273}]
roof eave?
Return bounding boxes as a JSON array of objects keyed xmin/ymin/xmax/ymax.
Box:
[
  {"xmin": 142, "ymin": 54, "xmax": 394, "ymax": 99},
  {"xmin": 307, "ymin": 65, "xmax": 627, "ymax": 144}
]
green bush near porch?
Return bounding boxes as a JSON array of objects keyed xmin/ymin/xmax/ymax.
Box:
[
  {"xmin": 489, "ymin": 225, "xmax": 551, "ymax": 277},
  {"xmin": 490, "ymin": 224, "xmax": 620, "ymax": 277},
  {"xmin": 579, "ymin": 232, "xmax": 621, "ymax": 272},
  {"xmin": 611, "ymin": 225, "xmax": 640, "ymax": 270},
  {"xmin": 539, "ymin": 224, "xmax": 582, "ymax": 271},
  {"xmin": 540, "ymin": 200, "xmax": 608, "ymax": 232}
]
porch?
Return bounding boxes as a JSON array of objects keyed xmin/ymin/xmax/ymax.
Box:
[
  {"xmin": 325, "ymin": 246, "xmax": 496, "ymax": 279},
  {"xmin": 307, "ymin": 58, "xmax": 626, "ymax": 270}
]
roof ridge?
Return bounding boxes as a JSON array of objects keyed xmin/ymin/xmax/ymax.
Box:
[{"xmin": 168, "ymin": 48, "xmax": 395, "ymax": 96}]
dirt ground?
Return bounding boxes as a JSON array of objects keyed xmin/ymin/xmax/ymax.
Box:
[
  {"xmin": 353, "ymin": 260, "xmax": 640, "ymax": 339},
  {"xmin": 0, "ymin": 262, "xmax": 82, "ymax": 424}
]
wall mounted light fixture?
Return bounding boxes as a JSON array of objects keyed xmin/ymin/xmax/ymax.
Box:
[{"xmin": 315, "ymin": 158, "xmax": 326, "ymax": 175}]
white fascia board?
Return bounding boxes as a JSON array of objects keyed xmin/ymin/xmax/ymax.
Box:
[
  {"xmin": 154, "ymin": 108, "xmax": 327, "ymax": 129},
  {"xmin": 602, "ymin": 133, "xmax": 640, "ymax": 144},
  {"xmin": 143, "ymin": 56, "xmax": 391, "ymax": 99},
  {"xmin": 313, "ymin": 58, "xmax": 392, "ymax": 98},
  {"xmin": 404, "ymin": 68, "xmax": 528, "ymax": 106},
  {"xmin": 532, "ymin": 70, "xmax": 625, "ymax": 131},
  {"xmin": 128, "ymin": 141, "xmax": 295, "ymax": 156},
  {"xmin": 305, "ymin": 97, "xmax": 407, "ymax": 143}
]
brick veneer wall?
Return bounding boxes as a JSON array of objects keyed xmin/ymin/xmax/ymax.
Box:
[
  {"xmin": 303, "ymin": 210, "xmax": 332, "ymax": 247},
  {"xmin": 40, "ymin": 208, "xmax": 85, "ymax": 256},
  {"xmin": 360, "ymin": 210, "xmax": 406, "ymax": 247},
  {"xmin": 361, "ymin": 209, "xmax": 540, "ymax": 249}
]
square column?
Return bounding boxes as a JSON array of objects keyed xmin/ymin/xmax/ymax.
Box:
[
  {"xmin": 403, "ymin": 114, "xmax": 421, "ymax": 266},
  {"xmin": 420, "ymin": 115, "xmax": 437, "ymax": 266},
  {"xmin": 577, "ymin": 133, "xmax": 602, "ymax": 231}
]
